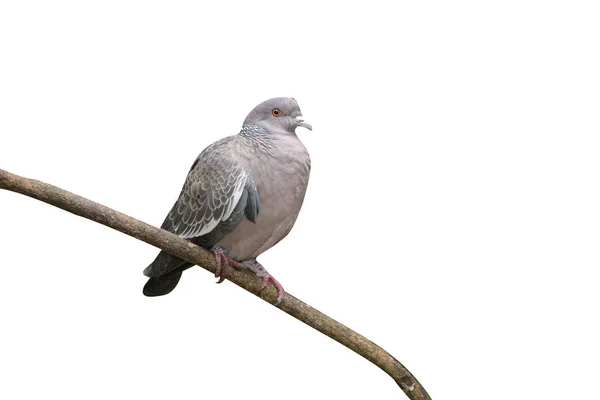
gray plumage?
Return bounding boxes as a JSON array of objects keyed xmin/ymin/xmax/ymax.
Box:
[{"xmin": 143, "ymin": 97, "xmax": 311, "ymax": 296}]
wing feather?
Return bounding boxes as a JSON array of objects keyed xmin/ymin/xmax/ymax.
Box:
[{"xmin": 161, "ymin": 137, "xmax": 254, "ymax": 240}]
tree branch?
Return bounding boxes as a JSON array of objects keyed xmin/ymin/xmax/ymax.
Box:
[{"xmin": 0, "ymin": 168, "xmax": 431, "ymax": 400}]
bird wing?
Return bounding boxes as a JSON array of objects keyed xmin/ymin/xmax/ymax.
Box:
[{"xmin": 161, "ymin": 137, "xmax": 255, "ymax": 239}]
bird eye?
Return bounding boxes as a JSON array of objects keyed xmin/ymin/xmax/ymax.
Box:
[{"xmin": 271, "ymin": 108, "xmax": 281, "ymax": 117}]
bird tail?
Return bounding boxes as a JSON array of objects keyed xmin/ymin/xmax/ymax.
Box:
[
  {"xmin": 143, "ymin": 273, "xmax": 183, "ymax": 296},
  {"xmin": 142, "ymin": 250, "xmax": 191, "ymax": 297}
]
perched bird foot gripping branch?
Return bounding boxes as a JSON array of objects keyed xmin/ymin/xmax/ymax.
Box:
[
  {"xmin": 212, "ymin": 245, "xmax": 243, "ymax": 283},
  {"xmin": 0, "ymin": 97, "xmax": 431, "ymax": 400},
  {"xmin": 242, "ymin": 259, "xmax": 285, "ymax": 305}
]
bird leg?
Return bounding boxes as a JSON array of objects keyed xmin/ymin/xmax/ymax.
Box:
[
  {"xmin": 212, "ymin": 246, "xmax": 243, "ymax": 284},
  {"xmin": 242, "ymin": 259, "xmax": 285, "ymax": 306}
]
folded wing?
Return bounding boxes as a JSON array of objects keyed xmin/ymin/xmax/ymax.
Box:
[{"xmin": 161, "ymin": 138, "xmax": 257, "ymax": 239}]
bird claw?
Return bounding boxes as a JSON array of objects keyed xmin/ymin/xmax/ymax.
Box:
[
  {"xmin": 213, "ymin": 246, "xmax": 242, "ymax": 283},
  {"xmin": 260, "ymin": 275, "xmax": 285, "ymax": 305},
  {"xmin": 243, "ymin": 260, "xmax": 285, "ymax": 306},
  {"xmin": 213, "ymin": 252, "xmax": 285, "ymax": 305}
]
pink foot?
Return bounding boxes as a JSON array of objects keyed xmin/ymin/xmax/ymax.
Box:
[
  {"xmin": 260, "ymin": 275, "xmax": 285, "ymax": 306},
  {"xmin": 212, "ymin": 246, "xmax": 242, "ymax": 283},
  {"xmin": 243, "ymin": 260, "xmax": 285, "ymax": 306}
]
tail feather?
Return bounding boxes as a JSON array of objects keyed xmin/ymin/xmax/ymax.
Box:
[
  {"xmin": 143, "ymin": 273, "xmax": 183, "ymax": 297},
  {"xmin": 142, "ymin": 250, "xmax": 192, "ymax": 297}
]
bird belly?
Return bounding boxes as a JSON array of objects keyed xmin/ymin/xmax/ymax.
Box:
[
  {"xmin": 217, "ymin": 211, "xmax": 298, "ymax": 261},
  {"xmin": 216, "ymin": 151, "xmax": 309, "ymax": 261}
]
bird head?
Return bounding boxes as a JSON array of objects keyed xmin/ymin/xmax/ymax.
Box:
[{"xmin": 243, "ymin": 97, "xmax": 312, "ymax": 134}]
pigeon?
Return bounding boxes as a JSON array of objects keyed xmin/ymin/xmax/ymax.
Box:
[{"xmin": 143, "ymin": 97, "xmax": 312, "ymax": 305}]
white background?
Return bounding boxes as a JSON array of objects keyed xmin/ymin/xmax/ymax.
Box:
[{"xmin": 1, "ymin": 1, "xmax": 599, "ymax": 399}]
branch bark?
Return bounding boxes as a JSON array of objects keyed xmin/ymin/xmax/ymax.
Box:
[{"xmin": 0, "ymin": 168, "xmax": 431, "ymax": 400}]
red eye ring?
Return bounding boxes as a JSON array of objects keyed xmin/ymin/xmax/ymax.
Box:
[{"xmin": 271, "ymin": 108, "xmax": 281, "ymax": 117}]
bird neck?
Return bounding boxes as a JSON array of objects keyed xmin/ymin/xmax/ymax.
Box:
[{"xmin": 239, "ymin": 124, "xmax": 277, "ymax": 154}]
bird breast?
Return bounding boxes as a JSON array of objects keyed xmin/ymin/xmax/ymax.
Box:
[{"xmin": 216, "ymin": 134, "xmax": 311, "ymax": 261}]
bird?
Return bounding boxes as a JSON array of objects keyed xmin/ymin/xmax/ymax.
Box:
[{"xmin": 143, "ymin": 97, "xmax": 312, "ymax": 305}]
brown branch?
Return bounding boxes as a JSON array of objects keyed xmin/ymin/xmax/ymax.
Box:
[{"xmin": 0, "ymin": 167, "xmax": 431, "ymax": 400}]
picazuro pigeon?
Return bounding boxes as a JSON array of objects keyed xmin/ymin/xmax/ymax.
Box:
[{"xmin": 143, "ymin": 97, "xmax": 312, "ymax": 305}]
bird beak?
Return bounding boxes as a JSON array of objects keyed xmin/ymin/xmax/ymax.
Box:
[{"xmin": 294, "ymin": 115, "xmax": 312, "ymax": 131}]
